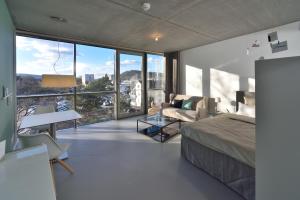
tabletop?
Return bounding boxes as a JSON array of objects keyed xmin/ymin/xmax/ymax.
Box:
[
  {"xmin": 0, "ymin": 145, "xmax": 56, "ymax": 200},
  {"xmin": 20, "ymin": 110, "xmax": 82, "ymax": 129},
  {"xmin": 138, "ymin": 114, "xmax": 179, "ymax": 127}
]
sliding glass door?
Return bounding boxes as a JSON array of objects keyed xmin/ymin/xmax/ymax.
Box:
[
  {"xmin": 117, "ymin": 51, "xmax": 145, "ymax": 118},
  {"xmin": 147, "ymin": 54, "xmax": 165, "ymax": 108}
]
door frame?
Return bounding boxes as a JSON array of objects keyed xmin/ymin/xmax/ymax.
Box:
[{"xmin": 115, "ymin": 50, "xmax": 147, "ymax": 119}]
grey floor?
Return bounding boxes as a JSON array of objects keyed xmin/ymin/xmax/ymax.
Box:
[{"xmin": 55, "ymin": 117, "xmax": 243, "ymax": 200}]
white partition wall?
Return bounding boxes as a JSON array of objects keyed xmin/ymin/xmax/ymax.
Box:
[{"xmin": 256, "ymin": 56, "xmax": 300, "ymax": 200}]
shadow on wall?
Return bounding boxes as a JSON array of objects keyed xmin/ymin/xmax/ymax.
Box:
[{"xmin": 183, "ymin": 64, "xmax": 255, "ymax": 112}]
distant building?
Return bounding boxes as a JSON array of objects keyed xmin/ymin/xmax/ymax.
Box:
[
  {"xmin": 120, "ymin": 80, "xmax": 131, "ymax": 94},
  {"xmin": 82, "ymin": 74, "xmax": 95, "ymax": 85},
  {"xmin": 109, "ymin": 74, "xmax": 115, "ymax": 82},
  {"xmin": 130, "ymin": 80, "xmax": 142, "ymax": 107}
]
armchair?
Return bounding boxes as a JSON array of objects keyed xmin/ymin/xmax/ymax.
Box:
[{"xmin": 18, "ymin": 132, "xmax": 74, "ymax": 174}]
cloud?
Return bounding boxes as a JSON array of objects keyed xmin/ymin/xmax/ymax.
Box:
[
  {"xmin": 16, "ymin": 36, "xmax": 159, "ymax": 78},
  {"xmin": 16, "ymin": 36, "xmax": 74, "ymax": 75},
  {"xmin": 76, "ymin": 62, "xmax": 114, "ymax": 78},
  {"xmin": 105, "ymin": 60, "xmax": 114, "ymax": 67},
  {"xmin": 120, "ymin": 59, "xmax": 136, "ymax": 65}
]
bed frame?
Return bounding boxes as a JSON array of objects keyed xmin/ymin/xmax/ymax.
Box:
[{"xmin": 181, "ymin": 91, "xmax": 255, "ymax": 200}]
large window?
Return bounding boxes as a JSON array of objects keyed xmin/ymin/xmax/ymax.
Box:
[
  {"xmin": 16, "ymin": 35, "xmax": 165, "ymax": 130},
  {"xmin": 16, "ymin": 36, "xmax": 116, "ymax": 129},
  {"xmin": 75, "ymin": 44, "xmax": 115, "ymax": 125},
  {"xmin": 119, "ymin": 53, "xmax": 144, "ymax": 117},
  {"xmin": 17, "ymin": 36, "xmax": 74, "ymax": 96},
  {"xmin": 147, "ymin": 54, "xmax": 165, "ymax": 108},
  {"xmin": 16, "ymin": 36, "xmax": 75, "ymax": 130}
]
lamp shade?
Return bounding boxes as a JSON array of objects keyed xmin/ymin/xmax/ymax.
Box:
[{"xmin": 41, "ymin": 74, "xmax": 77, "ymax": 88}]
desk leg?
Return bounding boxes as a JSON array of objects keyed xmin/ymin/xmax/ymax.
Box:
[
  {"xmin": 50, "ymin": 123, "xmax": 69, "ymax": 160},
  {"xmin": 49, "ymin": 123, "xmax": 56, "ymax": 140}
]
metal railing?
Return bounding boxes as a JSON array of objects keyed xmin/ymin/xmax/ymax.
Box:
[{"xmin": 17, "ymin": 91, "xmax": 116, "ymax": 131}]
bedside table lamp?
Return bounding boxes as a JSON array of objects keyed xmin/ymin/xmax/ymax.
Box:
[{"xmin": 215, "ymin": 97, "xmax": 221, "ymax": 113}]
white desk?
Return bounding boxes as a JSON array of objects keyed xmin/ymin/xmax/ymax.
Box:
[
  {"xmin": 0, "ymin": 145, "xmax": 56, "ymax": 200},
  {"xmin": 20, "ymin": 110, "xmax": 82, "ymax": 139}
]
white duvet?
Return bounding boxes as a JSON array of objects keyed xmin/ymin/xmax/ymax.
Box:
[{"xmin": 180, "ymin": 113, "xmax": 256, "ymax": 168}]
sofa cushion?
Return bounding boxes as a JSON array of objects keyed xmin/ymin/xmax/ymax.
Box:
[
  {"xmin": 162, "ymin": 107, "xmax": 179, "ymax": 118},
  {"xmin": 170, "ymin": 99, "xmax": 183, "ymax": 108},
  {"xmin": 190, "ymin": 96, "xmax": 203, "ymax": 110},
  {"xmin": 195, "ymin": 97, "xmax": 209, "ymax": 120},
  {"xmin": 182, "ymin": 99, "xmax": 193, "ymax": 110},
  {"xmin": 174, "ymin": 94, "xmax": 192, "ymax": 101},
  {"xmin": 162, "ymin": 107, "xmax": 196, "ymax": 122},
  {"xmin": 176, "ymin": 109, "xmax": 197, "ymax": 122}
]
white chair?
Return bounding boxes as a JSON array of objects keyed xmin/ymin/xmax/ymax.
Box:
[
  {"xmin": 31, "ymin": 105, "xmax": 55, "ymax": 133},
  {"xmin": 18, "ymin": 132, "xmax": 74, "ymax": 174}
]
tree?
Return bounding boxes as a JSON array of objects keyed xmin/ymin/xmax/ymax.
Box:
[{"xmin": 85, "ymin": 74, "xmax": 113, "ymax": 91}]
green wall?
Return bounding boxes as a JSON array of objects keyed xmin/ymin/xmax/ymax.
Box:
[{"xmin": 0, "ymin": 0, "xmax": 15, "ymax": 151}]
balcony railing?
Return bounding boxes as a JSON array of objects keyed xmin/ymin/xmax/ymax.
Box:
[{"xmin": 17, "ymin": 91, "xmax": 115, "ymax": 131}]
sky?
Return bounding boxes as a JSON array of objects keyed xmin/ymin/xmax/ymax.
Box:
[{"xmin": 16, "ymin": 36, "xmax": 165, "ymax": 78}]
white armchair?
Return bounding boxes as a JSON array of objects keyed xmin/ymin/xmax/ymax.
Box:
[{"xmin": 18, "ymin": 132, "xmax": 74, "ymax": 174}]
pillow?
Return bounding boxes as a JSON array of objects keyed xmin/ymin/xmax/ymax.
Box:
[
  {"xmin": 182, "ymin": 99, "xmax": 193, "ymax": 110},
  {"xmin": 170, "ymin": 99, "xmax": 183, "ymax": 108},
  {"xmin": 196, "ymin": 97, "xmax": 208, "ymax": 110},
  {"xmin": 236, "ymin": 102, "xmax": 255, "ymax": 118}
]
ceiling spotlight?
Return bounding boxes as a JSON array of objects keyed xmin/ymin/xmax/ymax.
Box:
[
  {"xmin": 50, "ymin": 16, "xmax": 67, "ymax": 23},
  {"xmin": 142, "ymin": 2, "xmax": 151, "ymax": 12},
  {"xmin": 151, "ymin": 32, "xmax": 162, "ymax": 42}
]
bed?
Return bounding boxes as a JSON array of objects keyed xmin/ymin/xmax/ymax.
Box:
[{"xmin": 180, "ymin": 92, "xmax": 255, "ymax": 200}]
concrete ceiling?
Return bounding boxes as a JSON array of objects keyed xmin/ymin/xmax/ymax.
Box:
[{"xmin": 6, "ymin": 0, "xmax": 300, "ymax": 53}]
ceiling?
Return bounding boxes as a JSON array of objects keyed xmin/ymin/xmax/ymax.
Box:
[{"xmin": 6, "ymin": 0, "xmax": 300, "ymax": 53}]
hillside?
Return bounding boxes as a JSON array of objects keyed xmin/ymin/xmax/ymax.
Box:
[{"xmin": 120, "ymin": 70, "xmax": 163, "ymax": 80}]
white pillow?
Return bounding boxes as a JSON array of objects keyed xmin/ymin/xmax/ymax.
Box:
[{"xmin": 236, "ymin": 102, "xmax": 255, "ymax": 118}]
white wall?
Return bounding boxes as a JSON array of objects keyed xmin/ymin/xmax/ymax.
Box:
[
  {"xmin": 256, "ymin": 56, "xmax": 300, "ymax": 200},
  {"xmin": 180, "ymin": 21, "xmax": 300, "ymax": 112}
]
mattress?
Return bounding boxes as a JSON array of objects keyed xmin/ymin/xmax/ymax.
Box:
[{"xmin": 180, "ymin": 113, "xmax": 255, "ymax": 167}]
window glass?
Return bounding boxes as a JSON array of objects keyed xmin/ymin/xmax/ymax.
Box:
[
  {"xmin": 76, "ymin": 44, "xmax": 115, "ymax": 92},
  {"xmin": 16, "ymin": 36, "xmax": 74, "ymax": 95},
  {"xmin": 147, "ymin": 54, "xmax": 165, "ymax": 108}
]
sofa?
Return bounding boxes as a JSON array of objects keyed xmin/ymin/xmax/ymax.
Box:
[{"xmin": 160, "ymin": 93, "xmax": 215, "ymax": 122}]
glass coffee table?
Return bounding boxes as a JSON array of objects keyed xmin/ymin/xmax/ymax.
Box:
[{"xmin": 137, "ymin": 114, "xmax": 181, "ymax": 142}]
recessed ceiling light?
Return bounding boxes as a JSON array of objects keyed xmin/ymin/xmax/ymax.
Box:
[
  {"xmin": 50, "ymin": 16, "xmax": 67, "ymax": 23},
  {"xmin": 151, "ymin": 32, "xmax": 162, "ymax": 42}
]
